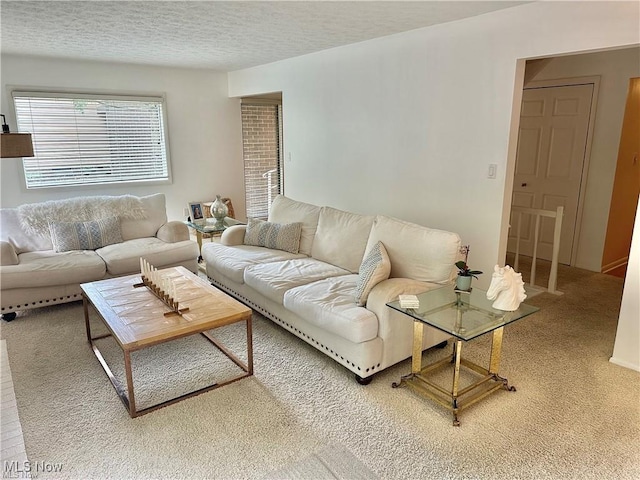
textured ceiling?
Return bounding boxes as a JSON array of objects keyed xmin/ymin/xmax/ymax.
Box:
[{"xmin": 0, "ymin": 1, "xmax": 526, "ymax": 72}]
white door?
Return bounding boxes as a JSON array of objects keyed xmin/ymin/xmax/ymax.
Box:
[{"xmin": 508, "ymin": 84, "xmax": 594, "ymax": 265}]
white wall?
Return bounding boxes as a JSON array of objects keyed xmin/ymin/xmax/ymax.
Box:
[
  {"xmin": 526, "ymin": 47, "xmax": 640, "ymax": 271},
  {"xmin": 0, "ymin": 55, "xmax": 244, "ymax": 222},
  {"xmin": 228, "ymin": 1, "xmax": 640, "ymax": 287}
]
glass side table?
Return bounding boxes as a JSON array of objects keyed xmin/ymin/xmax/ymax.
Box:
[
  {"xmin": 387, "ymin": 286, "xmax": 539, "ymax": 426},
  {"xmin": 186, "ymin": 217, "xmax": 243, "ymax": 261}
]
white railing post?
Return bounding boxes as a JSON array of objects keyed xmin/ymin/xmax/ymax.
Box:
[
  {"xmin": 262, "ymin": 168, "xmax": 277, "ymax": 208},
  {"xmin": 510, "ymin": 205, "xmax": 564, "ymax": 295},
  {"xmin": 530, "ymin": 214, "xmax": 541, "ymax": 288},
  {"xmin": 514, "ymin": 211, "xmax": 522, "ymax": 272},
  {"xmin": 548, "ymin": 206, "xmax": 564, "ymax": 295}
]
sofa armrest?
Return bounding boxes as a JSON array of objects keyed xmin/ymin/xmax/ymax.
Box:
[
  {"xmin": 367, "ymin": 278, "xmax": 441, "ymax": 337},
  {"xmin": 156, "ymin": 221, "xmax": 190, "ymax": 243},
  {"xmin": 366, "ymin": 278, "xmax": 451, "ymax": 366},
  {"xmin": 0, "ymin": 241, "xmax": 19, "ymax": 266},
  {"xmin": 220, "ymin": 225, "xmax": 247, "ymax": 246}
]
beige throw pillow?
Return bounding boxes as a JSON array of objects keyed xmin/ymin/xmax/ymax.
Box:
[
  {"xmin": 49, "ymin": 216, "xmax": 122, "ymax": 253},
  {"xmin": 244, "ymin": 218, "xmax": 302, "ymax": 254},
  {"xmin": 355, "ymin": 241, "xmax": 391, "ymax": 306},
  {"xmin": 268, "ymin": 195, "xmax": 320, "ymax": 256}
]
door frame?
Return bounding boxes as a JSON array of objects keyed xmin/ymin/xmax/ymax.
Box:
[{"xmin": 516, "ymin": 75, "xmax": 600, "ymax": 266}]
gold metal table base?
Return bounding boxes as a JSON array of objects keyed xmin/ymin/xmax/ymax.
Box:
[
  {"xmin": 392, "ymin": 322, "xmax": 515, "ymax": 426},
  {"xmin": 84, "ymin": 297, "xmax": 253, "ymax": 418}
]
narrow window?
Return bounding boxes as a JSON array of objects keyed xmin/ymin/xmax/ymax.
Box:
[
  {"xmin": 12, "ymin": 91, "xmax": 171, "ymax": 189},
  {"xmin": 241, "ymin": 96, "xmax": 283, "ymax": 219}
]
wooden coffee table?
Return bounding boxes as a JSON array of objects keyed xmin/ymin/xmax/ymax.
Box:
[{"xmin": 81, "ymin": 266, "xmax": 253, "ymax": 418}]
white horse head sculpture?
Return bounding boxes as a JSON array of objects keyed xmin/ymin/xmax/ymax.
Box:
[{"xmin": 486, "ymin": 265, "xmax": 527, "ymax": 311}]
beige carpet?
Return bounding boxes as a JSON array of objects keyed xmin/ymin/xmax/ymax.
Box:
[{"xmin": 1, "ymin": 264, "xmax": 638, "ymax": 479}]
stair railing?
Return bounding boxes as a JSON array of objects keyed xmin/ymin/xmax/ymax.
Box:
[
  {"xmin": 262, "ymin": 168, "xmax": 278, "ymax": 208},
  {"xmin": 511, "ymin": 205, "xmax": 564, "ymax": 295}
]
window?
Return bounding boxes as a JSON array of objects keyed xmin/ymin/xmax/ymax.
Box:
[
  {"xmin": 241, "ymin": 97, "xmax": 283, "ymax": 219},
  {"xmin": 12, "ymin": 91, "xmax": 170, "ymax": 189}
]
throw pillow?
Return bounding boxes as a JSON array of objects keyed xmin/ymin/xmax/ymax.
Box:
[
  {"xmin": 49, "ymin": 216, "xmax": 123, "ymax": 252},
  {"xmin": 243, "ymin": 218, "xmax": 302, "ymax": 254},
  {"xmin": 355, "ymin": 241, "xmax": 391, "ymax": 306}
]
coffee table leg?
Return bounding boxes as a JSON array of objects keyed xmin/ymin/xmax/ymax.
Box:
[
  {"xmin": 124, "ymin": 351, "xmax": 137, "ymax": 417},
  {"xmin": 83, "ymin": 295, "xmax": 92, "ymax": 343},
  {"xmin": 89, "ymin": 310, "xmax": 252, "ymax": 418},
  {"xmin": 88, "ymin": 330, "xmax": 134, "ymax": 416},
  {"xmin": 246, "ymin": 316, "xmax": 254, "ymax": 375}
]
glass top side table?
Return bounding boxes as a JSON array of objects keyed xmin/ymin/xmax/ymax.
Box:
[{"xmin": 387, "ymin": 286, "xmax": 539, "ymax": 426}]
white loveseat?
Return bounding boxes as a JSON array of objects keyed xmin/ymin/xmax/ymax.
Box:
[
  {"xmin": 0, "ymin": 193, "xmax": 199, "ymax": 320},
  {"xmin": 202, "ymin": 195, "xmax": 462, "ymax": 383}
]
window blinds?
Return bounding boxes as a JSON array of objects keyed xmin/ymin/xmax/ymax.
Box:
[
  {"xmin": 241, "ymin": 102, "xmax": 283, "ymax": 219},
  {"xmin": 13, "ymin": 91, "xmax": 170, "ymax": 188}
]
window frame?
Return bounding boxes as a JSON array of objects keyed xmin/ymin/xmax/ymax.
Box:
[
  {"xmin": 9, "ymin": 87, "xmax": 173, "ymax": 190},
  {"xmin": 241, "ymin": 97, "xmax": 283, "ymax": 220}
]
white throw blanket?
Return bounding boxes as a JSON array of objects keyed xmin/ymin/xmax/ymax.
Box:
[{"xmin": 17, "ymin": 195, "xmax": 146, "ymax": 237}]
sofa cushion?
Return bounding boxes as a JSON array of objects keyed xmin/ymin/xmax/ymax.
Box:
[
  {"xmin": 96, "ymin": 237, "xmax": 198, "ymax": 276},
  {"xmin": 354, "ymin": 241, "xmax": 391, "ymax": 306},
  {"xmin": 310, "ymin": 206, "xmax": 374, "ymax": 273},
  {"xmin": 0, "ymin": 208, "xmax": 53, "ymax": 254},
  {"xmin": 1, "ymin": 241, "xmax": 19, "ymax": 266},
  {"xmin": 0, "ymin": 194, "xmax": 168, "ymax": 253},
  {"xmin": 365, "ymin": 215, "xmax": 461, "ymax": 284},
  {"xmin": 202, "ymin": 242, "xmax": 305, "ymax": 284},
  {"xmin": 0, "ymin": 250, "xmax": 106, "ymax": 289},
  {"xmin": 283, "ymin": 275, "xmax": 379, "ymax": 344},
  {"xmin": 268, "ymin": 195, "xmax": 320, "ymax": 256},
  {"xmin": 244, "ymin": 218, "xmax": 302, "ymax": 254},
  {"xmin": 120, "ymin": 193, "xmax": 168, "ymax": 241},
  {"xmin": 244, "ymin": 258, "xmax": 351, "ymax": 305},
  {"xmin": 49, "ymin": 216, "xmax": 123, "ymax": 252}
]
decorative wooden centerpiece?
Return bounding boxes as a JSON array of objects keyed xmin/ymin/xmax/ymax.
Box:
[{"xmin": 135, "ymin": 258, "xmax": 189, "ymax": 316}]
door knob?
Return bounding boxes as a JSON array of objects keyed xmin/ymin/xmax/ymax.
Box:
[{"xmin": 521, "ymin": 183, "xmax": 528, "ymax": 187}]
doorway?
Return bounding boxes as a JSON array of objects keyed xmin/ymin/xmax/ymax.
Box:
[
  {"xmin": 601, "ymin": 77, "xmax": 640, "ymax": 277},
  {"xmin": 508, "ymin": 77, "xmax": 598, "ymax": 266},
  {"xmin": 502, "ymin": 47, "xmax": 640, "ymax": 280}
]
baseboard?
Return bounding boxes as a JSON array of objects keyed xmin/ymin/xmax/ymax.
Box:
[
  {"xmin": 601, "ymin": 257, "xmax": 628, "ymax": 274},
  {"xmin": 609, "ymin": 356, "xmax": 640, "ymax": 372}
]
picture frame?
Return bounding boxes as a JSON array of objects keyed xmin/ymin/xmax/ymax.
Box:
[{"xmin": 188, "ymin": 202, "xmax": 205, "ymax": 222}]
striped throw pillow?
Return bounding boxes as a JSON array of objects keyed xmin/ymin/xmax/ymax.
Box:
[
  {"xmin": 49, "ymin": 216, "xmax": 123, "ymax": 252},
  {"xmin": 355, "ymin": 241, "xmax": 391, "ymax": 306},
  {"xmin": 244, "ymin": 218, "xmax": 302, "ymax": 254}
]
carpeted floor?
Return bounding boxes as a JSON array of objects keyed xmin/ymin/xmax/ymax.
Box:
[{"xmin": 0, "ymin": 264, "xmax": 638, "ymax": 479}]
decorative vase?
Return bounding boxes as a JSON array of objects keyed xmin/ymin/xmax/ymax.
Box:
[
  {"xmin": 455, "ymin": 275, "xmax": 472, "ymax": 291},
  {"xmin": 211, "ymin": 195, "xmax": 228, "ymax": 228}
]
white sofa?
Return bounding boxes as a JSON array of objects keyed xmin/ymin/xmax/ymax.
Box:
[
  {"xmin": 202, "ymin": 195, "xmax": 462, "ymax": 383},
  {"xmin": 0, "ymin": 193, "xmax": 199, "ymax": 321}
]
